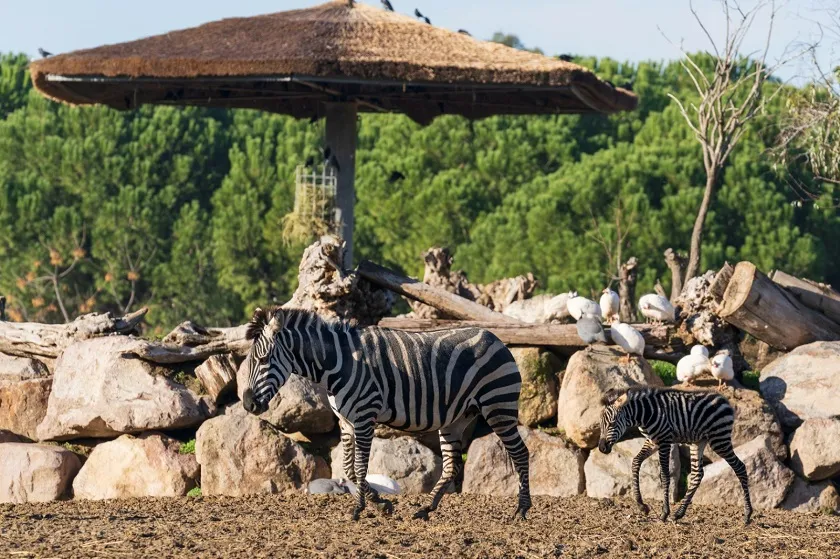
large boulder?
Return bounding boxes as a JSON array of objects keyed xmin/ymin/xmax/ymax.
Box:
[
  {"xmin": 196, "ymin": 408, "xmax": 329, "ymax": 496},
  {"xmin": 72, "ymin": 433, "xmax": 199, "ymax": 499},
  {"xmin": 693, "ymin": 435, "xmax": 795, "ymax": 511},
  {"xmin": 510, "ymin": 347, "xmax": 562, "ymax": 427},
  {"xmin": 462, "ymin": 427, "xmax": 585, "ymax": 497},
  {"xmin": 760, "ymin": 341, "xmax": 840, "ymax": 431},
  {"xmin": 374, "ymin": 424, "xmax": 441, "ymax": 454},
  {"xmin": 584, "ymin": 438, "xmax": 681, "ymax": 503},
  {"xmin": 36, "ymin": 337, "xmax": 215, "ymax": 441},
  {"xmin": 558, "ymin": 346, "xmax": 662, "ymax": 449},
  {"xmin": 0, "ymin": 443, "xmax": 81, "ymax": 503},
  {"xmin": 0, "ymin": 378, "xmax": 51, "ymax": 440},
  {"xmin": 0, "ymin": 354, "xmax": 50, "ymax": 384},
  {"xmin": 789, "ymin": 418, "xmax": 840, "ymax": 481},
  {"xmin": 780, "ymin": 477, "xmax": 840, "ymax": 513},
  {"xmin": 331, "ymin": 436, "xmax": 441, "ymax": 494}
]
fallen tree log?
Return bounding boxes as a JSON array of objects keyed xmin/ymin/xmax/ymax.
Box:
[
  {"xmin": 719, "ymin": 262, "xmax": 840, "ymax": 351},
  {"xmin": 769, "ymin": 270, "xmax": 840, "ymax": 326},
  {"xmin": 377, "ymin": 317, "xmax": 684, "ymax": 361},
  {"xmin": 358, "ymin": 261, "xmax": 521, "ymax": 323},
  {"xmin": 0, "ymin": 307, "xmax": 147, "ymax": 359}
]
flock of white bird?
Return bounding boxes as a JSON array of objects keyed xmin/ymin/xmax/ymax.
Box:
[{"xmin": 568, "ymin": 288, "xmax": 734, "ymax": 388}]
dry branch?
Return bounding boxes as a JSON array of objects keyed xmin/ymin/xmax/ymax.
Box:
[{"xmin": 769, "ymin": 270, "xmax": 840, "ymax": 325}]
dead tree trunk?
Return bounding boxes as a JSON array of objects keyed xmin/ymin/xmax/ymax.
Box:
[
  {"xmin": 664, "ymin": 248, "xmax": 687, "ymax": 302},
  {"xmin": 769, "ymin": 270, "xmax": 840, "ymax": 325},
  {"xmin": 719, "ymin": 262, "xmax": 840, "ymax": 350},
  {"xmin": 0, "ymin": 296, "xmax": 6, "ymax": 321},
  {"xmin": 709, "ymin": 262, "xmax": 734, "ymax": 305},
  {"xmin": 618, "ymin": 257, "xmax": 638, "ymax": 322}
]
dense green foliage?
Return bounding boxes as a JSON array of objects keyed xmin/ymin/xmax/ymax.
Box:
[{"xmin": 0, "ymin": 51, "xmax": 835, "ymax": 331}]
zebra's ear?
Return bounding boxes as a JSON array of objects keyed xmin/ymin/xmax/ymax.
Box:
[
  {"xmin": 267, "ymin": 307, "xmax": 286, "ymax": 333},
  {"xmin": 246, "ymin": 307, "xmax": 269, "ymax": 341}
]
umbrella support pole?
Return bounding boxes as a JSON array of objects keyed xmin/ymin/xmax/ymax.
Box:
[{"xmin": 325, "ymin": 102, "xmax": 358, "ymax": 267}]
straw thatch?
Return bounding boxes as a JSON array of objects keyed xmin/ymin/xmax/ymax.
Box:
[{"xmin": 30, "ymin": 1, "xmax": 636, "ymax": 123}]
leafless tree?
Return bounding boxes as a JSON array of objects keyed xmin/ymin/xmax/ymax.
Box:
[
  {"xmin": 587, "ymin": 199, "xmax": 638, "ymax": 318},
  {"xmin": 664, "ymin": 0, "xmax": 800, "ymax": 282}
]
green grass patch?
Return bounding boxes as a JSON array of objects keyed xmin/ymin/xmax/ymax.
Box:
[
  {"xmin": 179, "ymin": 439, "xmax": 196, "ymax": 455},
  {"xmin": 187, "ymin": 487, "xmax": 202, "ymax": 498},
  {"xmin": 651, "ymin": 360, "xmax": 677, "ymax": 385},
  {"xmin": 461, "ymin": 452, "xmax": 468, "ymax": 463},
  {"xmin": 741, "ymin": 370, "xmax": 760, "ymax": 391}
]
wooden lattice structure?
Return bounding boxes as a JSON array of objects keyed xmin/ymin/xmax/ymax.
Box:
[{"xmin": 282, "ymin": 165, "xmax": 341, "ymax": 244}]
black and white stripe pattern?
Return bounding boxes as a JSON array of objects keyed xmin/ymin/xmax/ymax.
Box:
[
  {"xmin": 598, "ymin": 386, "xmax": 752, "ymax": 524},
  {"xmin": 243, "ymin": 307, "xmax": 531, "ymax": 521}
]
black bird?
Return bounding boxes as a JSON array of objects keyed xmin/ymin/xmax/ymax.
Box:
[
  {"xmin": 322, "ymin": 146, "xmax": 332, "ymax": 162},
  {"xmin": 381, "ymin": 0, "xmax": 394, "ymax": 11},
  {"xmin": 328, "ymin": 154, "xmax": 341, "ymax": 173},
  {"xmin": 304, "ymin": 156, "xmax": 315, "ymax": 168},
  {"xmin": 38, "ymin": 48, "xmax": 52, "ymax": 58},
  {"xmin": 558, "ymin": 54, "xmax": 573, "ymax": 62},
  {"xmin": 605, "ymin": 80, "xmax": 616, "ymax": 89},
  {"xmin": 414, "ymin": 8, "xmax": 431, "ymax": 24},
  {"xmin": 458, "ymin": 29, "xmax": 471, "ymax": 36},
  {"xmin": 388, "ymin": 171, "xmax": 405, "ymax": 183},
  {"xmin": 620, "ymin": 80, "xmax": 635, "ymax": 92}
]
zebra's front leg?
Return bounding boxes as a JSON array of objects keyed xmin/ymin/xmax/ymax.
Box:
[
  {"xmin": 631, "ymin": 439, "xmax": 657, "ymax": 515},
  {"xmin": 657, "ymin": 442, "xmax": 673, "ymax": 522},
  {"xmin": 413, "ymin": 429, "xmax": 463, "ymax": 521},
  {"xmin": 350, "ymin": 421, "xmax": 393, "ymax": 520},
  {"xmin": 339, "ymin": 420, "xmax": 357, "ymax": 484},
  {"xmin": 674, "ymin": 442, "xmax": 705, "ymax": 521}
]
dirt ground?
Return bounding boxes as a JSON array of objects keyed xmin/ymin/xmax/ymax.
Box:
[{"xmin": 1, "ymin": 494, "xmax": 838, "ymax": 559}]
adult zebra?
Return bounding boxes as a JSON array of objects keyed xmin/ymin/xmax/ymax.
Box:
[
  {"xmin": 242, "ymin": 307, "xmax": 531, "ymax": 521},
  {"xmin": 599, "ymin": 386, "xmax": 752, "ymax": 524}
]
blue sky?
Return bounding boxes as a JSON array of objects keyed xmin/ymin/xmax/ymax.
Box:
[{"xmin": 1, "ymin": 1, "xmax": 834, "ymax": 83}]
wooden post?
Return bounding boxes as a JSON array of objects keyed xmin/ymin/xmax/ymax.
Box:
[
  {"xmin": 618, "ymin": 257, "xmax": 638, "ymax": 322},
  {"xmin": 325, "ymin": 103, "xmax": 358, "ymax": 266},
  {"xmin": 769, "ymin": 270, "xmax": 840, "ymax": 325},
  {"xmin": 0, "ymin": 296, "xmax": 5, "ymax": 321},
  {"xmin": 718, "ymin": 262, "xmax": 840, "ymax": 350}
]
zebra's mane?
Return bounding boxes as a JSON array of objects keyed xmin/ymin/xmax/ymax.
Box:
[
  {"xmin": 245, "ymin": 306, "xmax": 348, "ymax": 342},
  {"xmin": 600, "ymin": 385, "xmax": 655, "ymax": 406}
]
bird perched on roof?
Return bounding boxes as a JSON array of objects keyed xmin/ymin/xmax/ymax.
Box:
[
  {"xmin": 609, "ymin": 317, "xmax": 645, "ymax": 363},
  {"xmin": 304, "ymin": 155, "xmax": 315, "ymax": 168},
  {"xmin": 38, "ymin": 48, "xmax": 52, "ymax": 58},
  {"xmin": 414, "ymin": 8, "xmax": 431, "ymax": 24},
  {"xmin": 566, "ymin": 291, "xmax": 602, "ymax": 321},
  {"xmin": 711, "ymin": 351, "xmax": 734, "ymax": 389},
  {"xmin": 621, "ymin": 80, "xmax": 635, "ymax": 91},
  {"xmin": 676, "ymin": 346, "xmax": 711, "ymax": 385},
  {"xmin": 600, "ymin": 288, "xmax": 619, "ymax": 322},
  {"xmin": 558, "ymin": 54, "xmax": 574, "ymax": 62},
  {"xmin": 458, "ymin": 29, "xmax": 471, "ymax": 36},
  {"xmin": 638, "ymin": 294, "xmax": 676, "ymax": 324},
  {"xmin": 577, "ymin": 313, "xmax": 610, "ymax": 345},
  {"xmin": 381, "ymin": 0, "xmax": 395, "ymax": 11}
]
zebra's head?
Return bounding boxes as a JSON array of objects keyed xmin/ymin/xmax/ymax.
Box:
[
  {"xmin": 598, "ymin": 388, "xmax": 631, "ymax": 454},
  {"xmin": 242, "ymin": 307, "xmax": 292, "ymax": 415}
]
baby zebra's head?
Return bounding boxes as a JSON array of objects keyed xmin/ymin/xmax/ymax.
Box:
[
  {"xmin": 598, "ymin": 388, "xmax": 632, "ymax": 454},
  {"xmin": 242, "ymin": 307, "xmax": 293, "ymax": 415}
]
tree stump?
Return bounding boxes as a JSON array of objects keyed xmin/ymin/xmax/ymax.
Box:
[{"xmin": 195, "ymin": 354, "xmax": 237, "ymax": 404}]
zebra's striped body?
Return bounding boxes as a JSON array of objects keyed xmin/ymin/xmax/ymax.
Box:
[
  {"xmin": 242, "ymin": 307, "xmax": 531, "ymax": 520},
  {"xmin": 599, "ymin": 386, "xmax": 752, "ymax": 524}
]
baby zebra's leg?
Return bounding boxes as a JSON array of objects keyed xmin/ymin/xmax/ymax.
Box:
[
  {"xmin": 673, "ymin": 442, "xmax": 706, "ymax": 521},
  {"xmin": 484, "ymin": 411, "xmax": 530, "ymax": 520},
  {"xmin": 631, "ymin": 439, "xmax": 657, "ymax": 515},
  {"xmin": 413, "ymin": 426, "xmax": 465, "ymax": 520},
  {"xmin": 710, "ymin": 437, "xmax": 753, "ymax": 524},
  {"xmin": 657, "ymin": 442, "xmax": 673, "ymax": 521}
]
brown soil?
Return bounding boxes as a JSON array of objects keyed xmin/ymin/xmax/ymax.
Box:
[{"xmin": 2, "ymin": 494, "xmax": 838, "ymax": 558}]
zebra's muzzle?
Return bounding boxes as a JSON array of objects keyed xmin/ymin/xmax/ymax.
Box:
[
  {"xmin": 242, "ymin": 389, "xmax": 268, "ymax": 415},
  {"xmin": 598, "ymin": 440, "xmax": 612, "ymax": 454}
]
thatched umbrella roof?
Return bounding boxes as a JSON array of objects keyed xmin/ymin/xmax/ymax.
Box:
[{"xmin": 30, "ymin": 0, "xmax": 636, "ymax": 124}]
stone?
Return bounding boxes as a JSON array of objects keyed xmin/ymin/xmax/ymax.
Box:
[
  {"xmin": 331, "ymin": 436, "xmax": 441, "ymax": 494},
  {"xmin": 196, "ymin": 408, "xmax": 329, "ymax": 496},
  {"xmin": 462, "ymin": 427, "xmax": 586, "ymax": 497},
  {"xmin": 780, "ymin": 477, "xmax": 840, "ymax": 513},
  {"xmin": 72, "ymin": 432, "xmax": 199, "ymax": 499},
  {"xmin": 557, "ymin": 346, "xmax": 662, "ymax": 449},
  {"xmin": 36, "ymin": 337, "xmax": 215, "ymax": 441},
  {"xmin": 510, "ymin": 347, "xmax": 562, "ymax": 427},
  {"xmin": 262, "ymin": 374, "xmax": 336, "ymax": 435},
  {"xmin": 0, "ymin": 353, "xmax": 50, "ymax": 385},
  {"xmin": 760, "ymin": 341, "xmax": 840, "ymax": 431},
  {"xmin": 374, "ymin": 424, "xmax": 441, "ymax": 454},
  {"xmin": 0, "ymin": 378, "xmax": 51, "ymax": 440},
  {"xmin": 584, "ymin": 438, "xmax": 681, "ymax": 503},
  {"xmin": 0, "ymin": 443, "xmax": 81, "ymax": 503},
  {"xmin": 789, "ymin": 418, "xmax": 840, "ymax": 481},
  {"xmin": 195, "ymin": 354, "xmax": 237, "ymax": 404},
  {"xmin": 693, "ymin": 435, "xmax": 795, "ymax": 511}
]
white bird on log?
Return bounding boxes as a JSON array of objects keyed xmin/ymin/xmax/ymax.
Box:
[
  {"xmin": 600, "ymin": 288, "xmax": 619, "ymax": 321},
  {"xmin": 677, "ymin": 350, "xmax": 711, "ymax": 385},
  {"xmin": 711, "ymin": 351, "xmax": 734, "ymax": 389},
  {"xmin": 638, "ymin": 294, "xmax": 675, "ymax": 324},
  {"xmin": 690, "ymin": 345, "xmax": 709, "ymax": 358},
  {"xmin": 567, "ymin": 291, "xmax": 602, "ymax": 321},
  {"xmin": 577, "ymin": 313, "xmax": 609, "ymax": 345},
  {"xmin": 609, "ymin": 317, "xmax": 645, "ymax": 363}
]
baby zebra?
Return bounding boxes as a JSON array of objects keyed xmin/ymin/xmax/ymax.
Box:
[
  {"xmin": 598, "ymin": 386, "xmax": 752, "ymax": 524},
  {"xmin": 242, "ymin": 307, "xmax": 531, "ymax": 521}
]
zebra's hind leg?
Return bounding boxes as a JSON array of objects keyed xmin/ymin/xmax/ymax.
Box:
[
  {"xmin": 673, "ymin": 442, "xmax": 706, "ymax": 521},
  {"xmin": 631, "ymin": 439, "xmax": 657, "ymax": 515},
  {"xmin": 339, "ymin": 419, "xmax": 357, "ymax": 483},
  {"xmin": 484, "ymin": 411, "xmax": 530, "ymax": 521},
  {"xmin": 657, "ymin": 442, "xmax": 673, "ymax": 522},
  {"xmin": 350, "ymin": 421, "xmax": 394, "ymax": 520},
  {"xmin": 710, "ymin": 437, "xmax": 753, "ymax": 524},
  {"xmin": 413, "ymin": 426, "xmax": 466, "ymax": 520}
]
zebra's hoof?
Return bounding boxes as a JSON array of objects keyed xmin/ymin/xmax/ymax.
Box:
[
  {"xmin": 744, "ymin": 512, "xmax": 752, "ymax": 525},
  {"xmin": 412, "ymin": 508, "xmax": 430, "ymax": 521},
  {"xmin": 351, "ymin": 508, "xmax": 363, "ymax": 521},
  {"xmin": 375, "ymin": 499, "xmax": 394, "ymax": 515},
  {"xmin": 673, "ymin": 510, "xmax": 686, "ymax": 521},
  {"xmin": 511, "ymin": 506, "xmax": 530, "ymax": 522},
  {"xmin": 636, "ymin": 503, "xmax": 650, "ymax": 515},
  {"xmin": 659, "ymin": 510, "xmax": 670, "ymax": 522}
]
